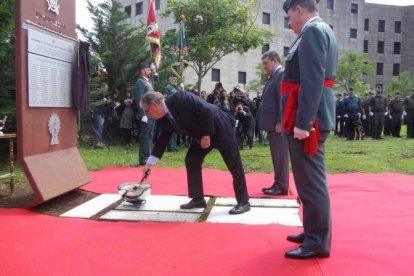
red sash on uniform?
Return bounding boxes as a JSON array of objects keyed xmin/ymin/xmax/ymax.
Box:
[{"xmin": 281, "ymin": 79, "xmax": 335, "ymax": 156}]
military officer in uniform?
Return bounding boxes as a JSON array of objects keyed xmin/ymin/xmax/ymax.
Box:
[
  {"xmin": 280, "ymin": 0, "xmax": 337, "ymax": 259},
  {"xmin": 369, "ymin": 84, "xmax": 388, "ymax": 139},
  {"xmin": 162, "ymin": 76, "xmax": 179, "ymax": 151},
  {"xmin": 343, "ymin": 87, "xmax": 362, "ymax": 140},
  {"xmin": 384, "ymin": 94, "xmax": 393, "ymax": 136},
  {"xmin": 133, "ymin": 63, "xmax": 158, "ymax": 165},
  {"xmin": 388, "ymin": 91, "xmax": 403, "ymax": 137},
  {"xmin": 362, "ymin": 93, "xmax": 372, "ymax": 137},
  {"xmin": 403, "ymin": 88, "xmax": 414, "ymax": 138}
]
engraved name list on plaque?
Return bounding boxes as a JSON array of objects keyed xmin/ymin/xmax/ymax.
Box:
[{"xmin": 27, "ymin": 24, "xmax": 76, "ymax": 107}]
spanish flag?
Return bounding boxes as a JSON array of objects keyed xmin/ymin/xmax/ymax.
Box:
[{"xmin": 146, "ymin": 0, "xmax": 161, "ymax": 67}]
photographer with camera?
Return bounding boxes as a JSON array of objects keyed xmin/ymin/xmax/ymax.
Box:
[
  {"xmin": 213, "ymin": 90, "xmax": 231, "ymax": 112},
  {"xmin": 234, "ymin": 102, "xmax": 254, "ymax": 150}
]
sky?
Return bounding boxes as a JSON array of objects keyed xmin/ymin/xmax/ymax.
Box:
[{"xmin": 76, "ymin": 0, "xmax": 414, "ymax": 32}]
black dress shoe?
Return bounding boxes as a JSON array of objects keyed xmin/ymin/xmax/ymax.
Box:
[
  {"xmin": 180, "ymin": 198, "xmax": 206, "ymax": 209},
  {"xmin": 263, "ymin": 187, "xmax": 288, "ymax": 196},
  {"xmin": 262, "ymin": 184, "xmax": 276, "ymax": 192},
  {"xmin": 285, "ymin": 246, "xmax": 330, "ymax": 259},
  {"xmin": 287, "ymin": 233, "xmax": 305, "ymax": 244},
  {"xmin": 229, "ymin": 202, "xmax": 251, "ymax": 215}
]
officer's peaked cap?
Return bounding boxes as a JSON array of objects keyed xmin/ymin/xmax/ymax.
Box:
[{"xmin": 283, "ymin": 0, "xmax": 320, "ymax": 13}]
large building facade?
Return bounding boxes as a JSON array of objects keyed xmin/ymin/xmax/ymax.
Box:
[{"xmin": 118, "ymin": 0, "xmax": 414, "ymax": 92}]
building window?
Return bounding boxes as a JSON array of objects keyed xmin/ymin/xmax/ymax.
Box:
[
  {"xmin": 395, "ymin": 21, "xmax": 402, "ymax": 33},
  {"xmin": 364, "ymin": 19, "xmax": 369, "ymax": 31},
  {"xmin": 212, "ymin": 69, "xmax": 220, "ymax": 82},
  {"xmin": 238, "ymin": 72, "xmax": 247, "ymax": 84},
  {"xmin": 155, "ymin": 0, "xmax": 161, "ymax": 10},
  {"xmin": 363, "ymin": 40, "xmax": 368, "ymax": 53},
  {"xmin": 283, "ymin": 47, "xmax": 290, "ymax": 57},
  {"xmin": 351, "ymin": 3, "xmax": 358, "ymax": 14},
  {"xmin": 377, "ymin": 63, "xmax": 383, "ymax": 75},
  {"xmin": 262, "ymin": 12, "xmax": 270, "ymax": 25},
  {"xmin": 378, "ymin": 20, "xmax": 385, "ymax": 32},
  {"xmin": 124, "ymin": 5, "xmax": 131, "ymax": 17},
  {"xmin": 327, "ymin": 0, "xmax": 334, "ymax": 10},
  {"xmin": 394, "ymin": 42, "xmax": 401, "ymax": 54},
  {"xmin": 284, "ymin": 17, "xmax": 290, "ymax": 28},
  {"xmin": 261, "ymin": 44, "xmax": 269, "ymax": 54},
  {"xmin": 350, "ymin": 28, "xmax": 357, "ymax": 39},
  {"xmin": 393, "ymin": 64, "xmax": 400, "ymax": 76},
  {"xmin": 136, "ymin": 2, "xmax": 143, "ymax": 16},
  {"xmin": 377, "ymin": 41, "xmax": 384, "ymax": 54}
]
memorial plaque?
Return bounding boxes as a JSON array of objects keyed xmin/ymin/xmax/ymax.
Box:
[
  {"xmin": 15, "ymin": 0, "xmax": 91, "ymax": 207},
  {"xmin": 27, "ymin": 25, "xmax": 76, "ymax": 107}
]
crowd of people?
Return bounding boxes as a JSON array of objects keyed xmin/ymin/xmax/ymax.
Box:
[
  {"xmin": 88, "ymin": 74, "xmax": 264, "ymax": 152},
  {"xmin": 335, "ymin": 85, "xmax": 414, "ymax": 140}
]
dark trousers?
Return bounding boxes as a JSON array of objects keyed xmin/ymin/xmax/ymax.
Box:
[
  {"xmin": 371, "ymin": 112, "xmax": 384, "ymax": 139},
  {"xmin": 287, "ymin": 131, "xmax": 331, "ymax": 253},
  {"xmin": 184, "ymin": 139, "xmax": 249, "ymax": 204},
  {"xmin": 407, "ymin": 111, "xmax": 414, "ymax": 138},
  {"xmin": 391, "ymin": 113, "xmax": 402, "ymax": 137},
  {"xmin": 345, "ymin": 115, "xmax": 359, "ymax": 140},
  {"xmin": 384, "ymin": 115, "xmax": 392, "ymax": 135},
  {"xmin": 362, "ymin": 116, "xmax": 371, "ymax": 136},
  {"xmin": 267, "ymin": 131, "xmax": 289, "ymax": 190},
  {"xmin": 138, "ymin": 119, "xmax": 155, "ymax": 164},
  {"xmin": 335, "ymin": 117, "xmax": 344, "ymax": 136},
  {"xmin": 122, "ymin": 128, "xmax": 132, "ymax": 144}
]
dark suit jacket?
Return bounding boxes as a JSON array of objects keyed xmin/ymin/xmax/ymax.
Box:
[
  {"xmin": 151, "ymin": 92, "xmax": 236, "ymax": 159},
  {"xmin": 257, "ymin": 66, "xmax": 284, "ymax": 131}
]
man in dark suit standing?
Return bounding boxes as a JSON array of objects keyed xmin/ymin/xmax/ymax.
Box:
[
  {"xmin": 140, "ymin": 91, "xmax": 250, "ymax": 215},
  {"xmin": 281, "ymin": 0, "xmax": 337, "ymax": 259},
  {"xmin": 257, "ymin": 51, "xmax": 289, "ymax": 196}
]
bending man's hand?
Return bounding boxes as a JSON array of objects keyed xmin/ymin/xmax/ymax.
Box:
[
  {"xmin": 293, "ymin": 127, "xmax": 310, "ymax": 140},
  {"xmin": 275, "ymin": 123, "xmax": 282, "ymax": 134},
  {"xmin": 200, "ymin": 136, "xmax": 211, "ymax": 149},
  {"xmin": 141, "ymin": 115, "xmax": 148, "ymax": 123}
]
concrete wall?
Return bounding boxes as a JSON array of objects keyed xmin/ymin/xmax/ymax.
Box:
[{"xmin": 117, "ymin": 0, "xmax": 414, "ymax": 93}]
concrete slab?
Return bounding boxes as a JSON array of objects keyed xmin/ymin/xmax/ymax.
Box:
[
  {"xmin": 101, "ymin": 210, "xmax": 201, "ymax": 222},
  {"xmin": 215, "ymin": 197, "xmax": 300, "ymax": 208},
  {"xmin": 115, "ymin": 195, "xmax": 210, "ymax": 213},
  {"xmin": 60, "ymin": 194, "xmax": 121, "ymax": 218},
  {"xmin": 206, "ymin": 206, "xmax": 302, "ymax": 226}
]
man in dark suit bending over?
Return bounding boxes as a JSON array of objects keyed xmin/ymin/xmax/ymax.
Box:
[{"xmin": 141, "ymin": 91, "xmax": 250, "ymax": 215}]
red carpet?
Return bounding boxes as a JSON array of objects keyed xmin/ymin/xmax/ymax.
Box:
[
  {"xmin": 81, "ymin": 166, "xmax": 298, "ymax": 198},
  {"xmin": 1, "ymin": 168, "xmax": 414, "ymax": 275}
]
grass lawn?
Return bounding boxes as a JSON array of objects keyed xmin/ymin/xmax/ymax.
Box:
[{"xmin": 78, "ymin": 130, "xmax": 413, "ymax": 175}]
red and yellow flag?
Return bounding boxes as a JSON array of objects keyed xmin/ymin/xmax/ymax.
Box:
[{"xmin": 146, "ymin": 0, "xmax": 161, "ymax": 67}]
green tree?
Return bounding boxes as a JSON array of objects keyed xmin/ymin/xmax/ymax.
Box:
[
  {"xmin": 0, "ymin": 0, "xmax": 15, "ymax": 121},
  {"xmin": 385, "ymin": 71, "xmax": 414, "ymax": 97},
  {"xmin": 77, "ymin": 0, "xmax": 149, "ymax": 93},
  {"xmin": 163, "ymin": 0, "xmax": 274, "ymax": 91},
  {"xmin": 336, "ymin": 52, "xmax": 375, "ymax": 96},
  {"xmin": 246, "ymin": 63, "xmax": 266, "ymax": 92}
]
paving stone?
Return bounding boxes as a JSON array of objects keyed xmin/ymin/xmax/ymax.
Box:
[
  {"xmin": 115, "ymin": 195, "xmax": 210, "ymax": 213},
  {"xmin": 215, "ymin": 197, "xmax": 300, "ymax": 208},
  {"xmin": 100, "ymin": 210, "xmax": 201, "ymax": 222},
  {"xmin": 60, "ymin": 194, "xmax": 121, "ymax": 218},
  {"xmin": 206, "ymin": 206, "xmax": 302, "ymax": 226}
]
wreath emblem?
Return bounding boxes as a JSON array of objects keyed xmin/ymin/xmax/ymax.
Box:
[
  {"xmin": 46, "ymin": 0, "xmax": 60, "ymax": 15},
  {"xmin": 48, "ymin": 114, "xmax": 61, "ymax": 145}
]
